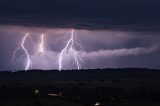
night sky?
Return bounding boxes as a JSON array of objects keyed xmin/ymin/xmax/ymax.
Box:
[{"xmin": 0, "ymin": 0, "xmax": 160, "ymax": 70}]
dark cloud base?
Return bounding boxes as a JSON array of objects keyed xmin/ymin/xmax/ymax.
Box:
[
  {"xmin": 0, "ymin": 15, "xmax": 160, "ymax": 31},
  {"xmin": 0, "ymin": 0, "xmax": 160, "ymax": 31}
]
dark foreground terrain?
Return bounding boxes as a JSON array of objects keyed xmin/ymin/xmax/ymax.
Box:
[{"xmin": 0, "ymin": 68, "xmax": 160, "ymax": 106}]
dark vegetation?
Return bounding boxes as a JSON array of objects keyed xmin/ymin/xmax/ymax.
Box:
[{"xmin": 0, "ymin": 68, "xmax": 160, "ymax": 106}]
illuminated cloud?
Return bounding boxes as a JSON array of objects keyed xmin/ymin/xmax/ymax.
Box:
[
  {"xmin": 0, "ymin": 25, "xmax": 160, "ymax": 70},
  {"xmin": 80, "ymin": 45, "xmax": 159, "ymax": 58}
]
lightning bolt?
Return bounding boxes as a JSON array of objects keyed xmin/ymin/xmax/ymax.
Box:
[
  {"xmin": 12, "ymin": 33, "xmax": 32, "ymax": 71},
  {"xmin": 58, "ymin": 29, "xmax": 82, "ymax": 71},
  {"xmin": 39, "ymin": 34, "xmax": 44, "ymax": 53}
]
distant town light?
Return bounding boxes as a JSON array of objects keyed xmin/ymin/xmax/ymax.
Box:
[
  {"xmin": 48, "ymin": 93, "xmax": 58, "ymax": 96},
  {"xmin": 48, "ymin": 93, "xmax": 63, "ymax": 97},
  {"xmin": 34, "ymin": 89, "xmax": 39, "ymax": 94},
  {"xmin": 94, "ymin": 102, "xmax": 100, "ymax": 106}
]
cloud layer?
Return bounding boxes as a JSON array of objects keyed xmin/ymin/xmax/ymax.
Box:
[
  {"xmin": 0, "ymin": 0, "xmax": 160, "ymax": 30},
  {"xmin": 81, "ymin": 45, "xmax": 159, "ymax": 58},
  {"xmin": 0, "ymin": 25, "xmax": 160, "ymax": 70}
]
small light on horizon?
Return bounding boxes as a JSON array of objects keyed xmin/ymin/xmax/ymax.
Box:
[
  {"xmin": 34, "ymin": 89, "xmax": 39, "ymax": 94},
  {"xmin": 94, "ymin": 102, "xmax": 100, "ymax": 106},
  {"xmin": 48, "ymin": 93, "xmax": 63, "ymax": 97}
]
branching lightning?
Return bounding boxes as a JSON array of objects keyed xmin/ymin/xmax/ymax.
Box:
[
  {"xmin": 12, "ymin": 33, "xmax": 32, "ymax": 71},
  {"xmin": 12, "ymin": 30, "xmax": 82, "ymax": 71},
  {"xmin": 58, "ymin": 29, "xmax": 82, "ymax": 71}
]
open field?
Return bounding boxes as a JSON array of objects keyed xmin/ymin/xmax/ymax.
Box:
[{"xmin": 0, "ymin": 68, "xmax": 160, "ymax": 106}]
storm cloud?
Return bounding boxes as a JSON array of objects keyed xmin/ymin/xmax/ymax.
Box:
[
  {"xmin": 0, "ymin": 0, "xmax": 160, "ymax": 70},
  {"xmin": 0, "ymin": 25, "xmax": 159, "ymax": 70},
  {"xmin": 0, "ymin": 0, "xmax": 160, "ymax": 30}
]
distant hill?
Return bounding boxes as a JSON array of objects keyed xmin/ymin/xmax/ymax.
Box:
[{"xmin": 0, "ymin": 68, "xmax": 160, "ymax": 87}]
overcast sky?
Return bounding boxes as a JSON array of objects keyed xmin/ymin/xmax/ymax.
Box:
[{"xmin": 0, "ymin": 0, "xmax": 160, "ymax": 70}]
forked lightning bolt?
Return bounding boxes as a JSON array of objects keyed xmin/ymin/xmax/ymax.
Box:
[
  {"xmin": 12, "ymin": 33, "xmax": 32, "ymax": 71},
  {"xmin": 58, "ymin": 29, "xmax": 82, "ymax": 71},
  {"xmin": 12, "ymin": 31, "xmax": 82, "ymax": 71}
]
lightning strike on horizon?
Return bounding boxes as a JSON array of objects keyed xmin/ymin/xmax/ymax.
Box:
[
  {"xmin": 37, "ymin": 33, "xmax": 49, "ymax": 70},
  {"xmin": 12, "ymin": 33, "xmax": 32, "ymax": 71},
  {"xmin": 58, "ymin": 29, "xmax": 82, "ymax": 71},
  {"xmin": 39, "ymin": 34, "xmax": 44, "ymax": 53}
]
